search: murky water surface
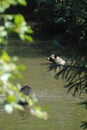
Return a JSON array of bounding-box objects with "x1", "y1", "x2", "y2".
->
[{"x1": 0, "y1": 46, "x2": 87, "y2": 130}]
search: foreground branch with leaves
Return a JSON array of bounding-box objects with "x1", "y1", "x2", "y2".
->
[{"x1": 0, "y1": 0, "x2": 48, "y2": 120}]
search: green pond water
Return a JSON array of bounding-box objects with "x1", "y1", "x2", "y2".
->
[{"x1": 0, "y1": 46, "x2": 87, "y2": 130}]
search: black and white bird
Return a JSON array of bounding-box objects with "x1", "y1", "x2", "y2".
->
[{"x1": 47, "y1": 54, "x2": 66, "y2": 66}]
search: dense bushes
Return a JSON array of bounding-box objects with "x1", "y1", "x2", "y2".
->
[{"x1": 34, "y1": 0, "x2": 87, "y2": 47}]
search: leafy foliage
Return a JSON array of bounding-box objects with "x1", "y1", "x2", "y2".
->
[
  {"x1": 34, "y1": 0, "x2": 87, "y2": 47},
  {"x1": 0, "y1": 0, "x2": 48, "y2": 120},
  {"x1": 0, "y1": 0, "x2": 26, "y2": 13}
]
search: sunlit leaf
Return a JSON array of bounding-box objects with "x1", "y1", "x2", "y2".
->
[
  {"x1": 1, "y1": 51, "x2": 11, "y2": 62},
  {"x1": 9, "y1": 63, "x2": 17, "y2": 71},
  {"x1": 7, "y1": 0, "x2": 17, "y2": 5},
  {"x1": 7, "y1": 95, "x2": 16, "y2": 102},
  {"x1": 24, "y1": 35, "x2": 33, "y2": 42},
  {"x1": 0, "y1": 1, "x2": 9, "y2": 13},
  {"x1": 18, "y1": 65, "x2": 26, "y2": 71},
  {"x1": 14, "y1": 14, "x2": 25, "y2": 25},
  {"x1": 28, "y1": 27, "x2": 33, "y2": 34},
  {"x1": 5, "y1": 104, "x2": 13, "y2": 113},
  {"x1": 12, "y1": 102, "x2": 24, "y2": 111},
  {"x1": 30, "y1": 108, "x2": 48, "y2": 120},
  {"x1": 18, "y1": 0, "x2": 26, "y2": 6},
  {"x1": 0, "y1": 74, "x2": 11, "y2": 82},
  {"x1": 5, "y1": 21, "x2": 13, "y2": 28}
]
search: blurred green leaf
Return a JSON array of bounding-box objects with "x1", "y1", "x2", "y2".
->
[
  {"x1": 24, "y1": 35, "x2": 33, "y2": 42},
  {"x1": 18, "y1": 0, "x2": 26, "y2": 6},
  {"x1": 1, "y1": 51, "x2": 11, "y2": 62},
  {"x1": 12, "y1": 102, "x2": 24, "y2": 111},
  {"x1": 14, "y1": 14, "x2": 25, "y2": 26},
  {"x1": 7, "y1": 95, "x2": 16, "y2": 102},
  {"x1": 18, "y1": 65, "x2": 26, "y2": 71}
]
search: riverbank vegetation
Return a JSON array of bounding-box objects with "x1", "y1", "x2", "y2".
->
[{"x1": 7, "y1": 0, "x2": 87, "y2": 54}]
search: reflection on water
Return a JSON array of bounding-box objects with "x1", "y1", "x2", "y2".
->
[{"x1": 0, "y1": 47, "x2": 87, "y2": 130}]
